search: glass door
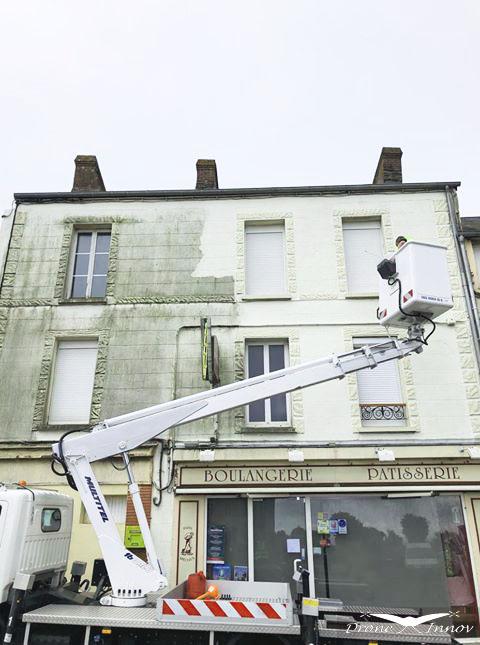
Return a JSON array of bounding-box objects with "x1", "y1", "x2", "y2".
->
[{"x1": 252, "y1": 497, "x2": 307, "y2": 593}]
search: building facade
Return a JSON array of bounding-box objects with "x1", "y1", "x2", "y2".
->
[{"x1": 1, "y1": 150, "x2": 480, "y2": 629}]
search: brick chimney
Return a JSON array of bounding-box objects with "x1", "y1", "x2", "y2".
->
[
  {"x1": 373, "y1": 147, "x2": 403, "y2": 184},
  {"x1": 72, "y1": 155, "x2": 106, "y2": 192},
  {"x1": 196, "y1": 159, "x2": 218, "y2": 190}
]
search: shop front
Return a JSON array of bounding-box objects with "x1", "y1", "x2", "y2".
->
[{"x1": 172, "y1": 457, "x2": 480, "y2": 634}]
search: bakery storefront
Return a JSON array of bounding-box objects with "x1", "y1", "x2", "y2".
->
[{"x1": 173, "y1": 456, "x2": 480, "y2": 633}]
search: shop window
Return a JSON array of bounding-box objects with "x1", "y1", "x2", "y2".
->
[
  {"x1": 309, "y1": 494, "x2": 478, "y2": 632},
  {"x1": 245, "y1": 341, "x2": 289, "y2": 425},
  {"x1": 206, "y1": 498, "x2": 248, "y2": 581},
  {"x1": 342, "y1": 220, "x2": 383, "y2": 294},
  {"x1": 68, "y1": 230, "x2": 111, "y2": 299},
  {"x1": 48, "y1": 339, "x2": 98, "y2": 425},
  {"x1": 245, "y1": 223, "x2": 286, "y2": 296},
  {"x1": 354, "y1": 337, "x2": 406, "y2": 426}
]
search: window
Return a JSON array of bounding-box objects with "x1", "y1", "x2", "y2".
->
[
  {"x1": 342, "y1": 220, "x2": 383, "y2": 294},
  {"x1": 246, "y1": 341, "x2": 289, "y2": 424},
  {"x1": 48, "y1": 340, "x2": 98, "y2": 425},
  {"x1": 41, "y1": 508, "x2": 61, "y2": 532},
  {"x1": 206, "y1": 498, "x2": 248, "y2": 580},
  {"x1": 245, "y1": 223, "x2": 286, "y2": 296},
  {"x1": 81, "y1": 495, "x2": 126, "y2": 524},
  {"x1": 354, "y1": 337, "x2": 406, "y2": 426},
  {"x1": 309, "y1": 494, "x2": 477, "y2": 622},
  {"x1": 472, "y1": 242, "x2": 480, "y2": 285},
  {"x1": 69, "y1": 230, "x2": 111, "y2": 298},
  {"x1": 204, "y1": 493, "x2": 479, "y2": 627}
]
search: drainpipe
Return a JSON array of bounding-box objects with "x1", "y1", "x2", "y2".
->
[{"x1": 445, "y1": 186, "x2": 480, "y2": 372}]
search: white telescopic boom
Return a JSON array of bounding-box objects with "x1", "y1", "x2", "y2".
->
[{"x1": 54, "y1": 336, "x2": 423, "y2": 464}]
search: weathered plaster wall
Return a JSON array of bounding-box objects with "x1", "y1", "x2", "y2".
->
[{"x1": 0, "y1": 190, "x2": 477, "y2": 445}]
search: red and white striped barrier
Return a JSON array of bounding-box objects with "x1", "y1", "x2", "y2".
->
[{"x1": 160, "y1": 598, "x2": 290, "y2": 625}]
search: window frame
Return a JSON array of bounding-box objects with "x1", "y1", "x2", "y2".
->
[
  {"x1": 66, "y1": 228, "x2": 112, "y2": 300},
  {"x1": 353, "y1": 336, "x2": 407, "y2": 427},
  {"x1": 245, "y1": 339, "x2": 290, "y2": 426},
  {"x1": 244, "y1": 222, "x2": 288, "y2": 298},
  {"x1": 41, "y1": 507, "x2": 62, "y2": 533},
  {"x1": 81, "y1": 495, "x2": 127, "y2": 524},
  {"x1": 47, "y1": 337, "x2": 99, "y2": 426},
  {"x1": 342, "y1": 218, "x2": 384, "y2": 296}
]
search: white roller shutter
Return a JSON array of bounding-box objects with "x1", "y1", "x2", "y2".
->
[
  {"x1": 473, "y1": 243, "x2": 480, "y2": 277},
  {"x1": 245, "y1": 224, "x2": 286, "y2": 295},
  {"x1": 343, "y1": 220, "x2": 383, "y2": 293},
  {"x1": 48, "y1": 340, "x2": 98, "y2": 425},
  {"x1": 354, "y1": 338, "x2": 403, "y2": 404},
  {"x1": 82, "y1": 495, "x2": 126, "y2": 524}
]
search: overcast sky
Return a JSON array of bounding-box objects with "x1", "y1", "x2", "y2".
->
[{"x1": 0, "y1": 1, "x2": 478, "y2": 215}]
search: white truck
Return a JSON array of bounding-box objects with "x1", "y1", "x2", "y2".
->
[{"x1": 0, "y1": 242, "x2": 458, "y2": 645}]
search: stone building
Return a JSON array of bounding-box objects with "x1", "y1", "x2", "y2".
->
[{"x1": 1, "y1": 149, "x2": 480, "y2": 626}]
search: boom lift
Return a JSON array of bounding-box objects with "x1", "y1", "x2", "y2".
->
[{"x1": 50, "y1": 240, "x2": 452, "y2": 609}]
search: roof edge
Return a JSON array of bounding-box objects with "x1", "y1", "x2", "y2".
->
[{"x1": 14, "y1": 181, "x2": 461, "y2": 204}]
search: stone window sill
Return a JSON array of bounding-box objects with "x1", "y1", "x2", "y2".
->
[
  {"x1": 356, "y1": 426, "x2": 418, "y2": 433},
  {"x1": 242, "y1": 294, "x2": 292, "y2": 301},
  {"x1": 345, "y1": 293, "x2": 378, "y2": 299},
  {"x1": 59, "y1": 298, "x2": 107, "y2": 305},
  {"x1": 240, "y1": 425, "x2": 296, "y2": 434},
  {"x1": 31, "y1": 425, "x2": 90, "y2": 442}
]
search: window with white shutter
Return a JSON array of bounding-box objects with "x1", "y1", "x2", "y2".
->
[
  {"x1": 48, "y1": 340, "x2": 98, "y2": 425},
  {"x1": 81, "y1": 495, "x2": 126, "y2": 524},
  {"x1": 354, "y1": 337, "x2": 406, "y2": 427},
  {"x1": 473, "y1": 243, "x2": 480, "y2": 278},
  {"x1": 245, "y1": 340, "x2": 289, "y2": 425},
  {"x1": 245, "y1": 223, "x2": 286, "y2": 296},
  {"x1": 342, "y1": 220, "x2": 383, "y2": 294}
]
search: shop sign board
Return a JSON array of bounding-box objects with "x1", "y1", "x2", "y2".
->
[{"x1": 178, "y1": 463, "x2": 479, "y2": 490}]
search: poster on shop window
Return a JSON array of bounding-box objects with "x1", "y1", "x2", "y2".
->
[{"x1": 207, "y1": 525, "x2": 225, "y2": 563}]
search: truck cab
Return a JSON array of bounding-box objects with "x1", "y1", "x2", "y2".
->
[{"x1": 0, "y1": 485, "x2": 73, "y2": 630}]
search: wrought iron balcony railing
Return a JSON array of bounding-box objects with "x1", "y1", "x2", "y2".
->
[{"x1": 360, "y1": 403, "x2": 406, "y2": 422}]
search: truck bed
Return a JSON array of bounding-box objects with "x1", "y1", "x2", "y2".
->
[{"x1": 22, "y1": 603, "x2": 301, "y2": 635}]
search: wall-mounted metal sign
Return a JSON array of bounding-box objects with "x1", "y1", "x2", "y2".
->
[{"x1": 200, "y1": 317, "x2": 220, "y2": 386}]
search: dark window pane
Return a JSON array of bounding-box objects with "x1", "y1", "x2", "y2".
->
[
  {"x1": 248, "y1": 345, "x2": 264, "y2": 377},
  {"x1": 207, "y1": 498, "x2": 248, "y2": 580},
  {"x1": 95, "y1": 233, "x2": 111, "y2": 253},
  {"x1": 269, "y1": 345, "x2": 285, "y2": 372},
  {"x1": 71, "y1": 276, "x2": 87, "y2": 297},
  {"x1": 253, "y1": 497, "x2": 306, "y2": 596},
  {"x1": 91, "y1": 275, "x2": 107, "y2": 297},
  {"x1": 93, "y1": 253, "x2": 109, "y2": 275},
  {"x1": 76, "y1": 233, "x2": 92, "y2": 253},
  {"x1": 248, "y1": 346, "x2": 265, "y2": 422},
  {"x1": 270, "y1": 393, "x2": 287, "y2": 422},
  {"x1": 249, "y1": 399, "x2": 266, "y2": 422},
  {"x1": 73, "y1": 253, "x2": 90, "y2": 275}
]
